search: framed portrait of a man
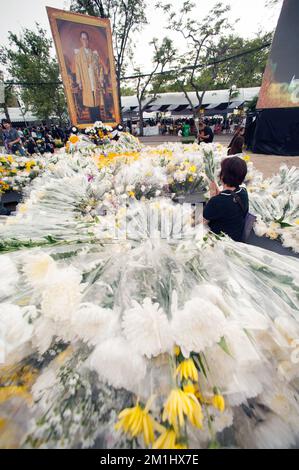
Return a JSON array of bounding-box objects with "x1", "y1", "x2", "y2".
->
[{"x1": 47, "y1": 7, "x2": 120, "y2": 128}]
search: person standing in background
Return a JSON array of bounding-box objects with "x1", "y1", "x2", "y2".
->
[{"x1": 227, "y1": 127, "x2": 245, "y2": 155}]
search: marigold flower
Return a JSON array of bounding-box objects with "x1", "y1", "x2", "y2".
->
[{"x1": 69, "y1": 135, "x2": 79, "y2": 144}]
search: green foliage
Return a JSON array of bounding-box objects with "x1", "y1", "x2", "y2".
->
[
  {"x1": 0, "y1": 24, "x2": 67, "y2": 123},
  {"x1": 155, "y1": 1, "x2": 234, "y2": 114},
  {"x1": 120, "y1": 86, "x2": 135, "y2": 97},
  {"x1": 155, "y1": 2, "x2": 273, "y2": 113},
  {"x1": 210, "y1": 32, "x2": 273, "y2": 89}
]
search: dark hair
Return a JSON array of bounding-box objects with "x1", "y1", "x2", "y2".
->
[
  {"x1": 220, "y1": 157, "x2": 247, "y2": 187},
  {"x1": 80, "y1": 31, "x2": 89, "y2": 40},
  {"x1": 1, "y1": 119, "x2": 10, "y2": 125}
]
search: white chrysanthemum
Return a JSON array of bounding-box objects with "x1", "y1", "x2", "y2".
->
[
  {"x1": 32, "y1": 316, "x2": 56, "y2": 354},
  {"x1": 122, "y1": 298, "x2": 173, "y2": 358},
  {"x1": 88, "y1": 336, "x2": 146, "y2": 392},
  {"x1": 71, "y1": 303, "x2": 118, "y2": 345},
  {"x1": 23, "y1": 253, "x2": 57, "y2": 288},
  {"x1": 41, "y1": 267, "x2": 82, "y2": 323},
  {"x1": 254, "y1": 217, "x2": 268, "y2": 237},
  {"x1": 0, "y1": 255, "x2": 19, "y2": 299},
  {"x1": 0, "y1": 303, "x2": 34, "y2": 363},
  {"x1": 171, "y1": 297, "x2": 226, "y2": 356}
]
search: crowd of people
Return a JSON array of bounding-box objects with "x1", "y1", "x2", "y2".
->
[
  {"x1": 0, "y1": 119, "x2": 70, "y2": 156},
  {"x1": 126, "y1": 116, "x2": 244, "y2": 137},
  {"x1": 0, "y1": 115, "x2": 246, "y2": 157}
]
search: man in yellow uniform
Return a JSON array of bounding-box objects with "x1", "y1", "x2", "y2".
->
[{"x1": 75, "y1": 31, "x2": 106, "y2": 122}]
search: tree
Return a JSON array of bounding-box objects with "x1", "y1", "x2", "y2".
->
[
  {"x1": 205, "y1": 32, "x2": 273, "y2": 89},
  {"x1": 0, "y1": 24, "x2": 67, "y2": 124},
  {"x1": 156, "y1": 1, "x2": 234, "y2": 129},
  {"x1": 70, "y1": 0, "x2": 147, "y2": 120},
  {"x1": 133, "y1": 37, "x2": 176, "y2": 136},
  {"x1": 120, "y1": 85, "x2": 135, "y2": 96}
]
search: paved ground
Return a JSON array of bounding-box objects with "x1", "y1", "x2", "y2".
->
[{"x1": 139, "y1": 135, "x2": 299, "y2": 178}]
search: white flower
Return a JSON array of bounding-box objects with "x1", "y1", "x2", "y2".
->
[
  {"x1": 88, "y1": 336, "x2": 146, "y2": 393},
  {"x1": 0, "y1": 304, "x2": 34, "y2": 363},
  {"x1": 122, "y1": 298, "x2": 173, "y2": 358},
  {"x1": 71, "y1": 303, "x2": 118, "y2": 345},
  {"x1": 171, "y1": 297, "x2": 226, "y2": 356},
  {"x1": 0, "y1": 255, "x2": 19, "y2": 300},
  {"x1": 23, "y1": 253, "x2": 57, "y2": 288},
  {"x1": 41, "y1": 267, "x2": 82, "y2": 323},
  {"x1": 254, "y1": 218, "x2": 268, "y2": 237}
]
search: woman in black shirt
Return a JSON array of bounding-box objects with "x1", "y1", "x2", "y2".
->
[{"x1": 203, "y1": 157, "x2": 249, "y2": 242}]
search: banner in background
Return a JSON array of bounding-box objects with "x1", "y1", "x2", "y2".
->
[
  {"x1": 47, "y1": 7, "x2": 120, "y2": 128},
  {"x1": 257, "y1": 0, "x2": 299, "y2": 109}
]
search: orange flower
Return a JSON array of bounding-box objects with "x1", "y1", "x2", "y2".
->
[{"x1": 69, "y1": 135, "x2": 79, "y2": 144}]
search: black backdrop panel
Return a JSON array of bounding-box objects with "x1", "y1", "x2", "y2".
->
[{"x1": 252, "y1": 108, "x2": 299, "y2": 156}]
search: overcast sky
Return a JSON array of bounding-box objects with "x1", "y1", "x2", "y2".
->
[{"x1": 0, "y1": 0, "x2": 282, "y2": 75}]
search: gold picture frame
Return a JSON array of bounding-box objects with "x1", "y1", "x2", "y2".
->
[{"x1": 47, "y1": 7, "x2": 120, "y2": 128}]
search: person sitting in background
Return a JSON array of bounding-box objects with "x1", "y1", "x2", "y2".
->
[
  {"x1": 198, "y1": 121, "x2": 214, "y2": 144},
  {"x1": 227, "y1": 126, "x2": 245, "y2": 155},
  {"x1": 203, "y1": 157, "x2": 249, "y2": 242},
  {"x1": 2, "y1": 119, "x2": 26, "y2": 156}
]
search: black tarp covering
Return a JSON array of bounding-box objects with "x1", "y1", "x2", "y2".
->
[{"x1": 252, "y1": 108, "x2": 299, "y2": 156}]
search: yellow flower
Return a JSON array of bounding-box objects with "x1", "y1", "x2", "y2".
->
[
  {"x1": 69, "y1": 135, "x2": 79, "y2": 144},
  {"x1": 176, "y1": 358, "x2": 198, "y2": 382},
  {"x1": 162, "y1": 389, "x2": 203, "y2": 430},
  {"x1": 0, "y1": 386, "x2": 32, "y2": 404},
  {"x1": 128, "y1": 191, "x2": 135, "y2": 198},
  {"x1": 212, "y1": 394, "x2": 225, "y2": 413},
  {"x1": 189, "y1": 165, "x2": 197, "y2": 173},
  {"x1": 183, "y1": 382, "x2": 196, "y2": 395},
  {"x1": 115, "y1": 401, "x2": 156, "y2": 446},
  {"x1": 295, "y1": 220, "x2": 299, "y2": 226},
  {"x1": 174, "y1": 345, "x2": 181, "y2": 357},
  {"x1": 188, "y1": 176, "x2": 194, "y2": 183},
  {"x1": 153, "y1": 428, "x2": 187, "y2": 449},
  {"x1": 243, "y1": 155, "x2": 251, "y2": 162}
]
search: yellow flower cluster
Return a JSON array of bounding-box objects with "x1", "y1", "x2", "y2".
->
[
  {"x1": 96, "y1": 151, "x2": 140, "y2": 169},
  {"x1": 25, "y1": 160, "x2": 36, "y2": 172}
]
